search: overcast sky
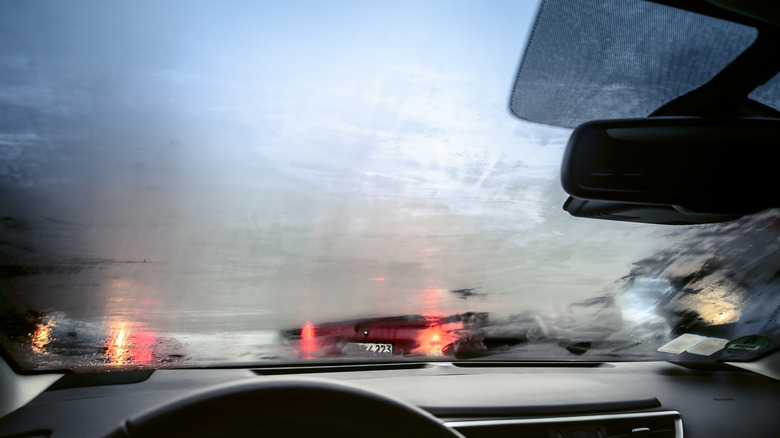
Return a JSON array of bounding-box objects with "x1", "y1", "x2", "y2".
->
[{"x1": 0, "y1": 1, "x2": 682, "y2": 332}]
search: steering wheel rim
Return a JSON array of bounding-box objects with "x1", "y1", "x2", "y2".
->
[{"x1": 106, "y1": 376, "x2": 465, "y2": 438}]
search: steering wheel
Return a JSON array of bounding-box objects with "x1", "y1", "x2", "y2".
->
[{"x1": 105, "y1": 376, "x2": 465, "y2": 438}]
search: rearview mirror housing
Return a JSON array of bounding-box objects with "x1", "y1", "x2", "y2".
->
[{"x1": 561, "y1": 117, "x2": 780, "y2": 224}]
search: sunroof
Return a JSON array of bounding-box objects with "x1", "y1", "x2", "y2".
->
[{"x1": 510, "y1": 0, "x2": 758, "y2": 128}]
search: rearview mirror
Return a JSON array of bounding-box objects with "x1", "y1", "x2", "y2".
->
[{"x1": 561, "y1": 118, "x2": 780, "y2": 224}]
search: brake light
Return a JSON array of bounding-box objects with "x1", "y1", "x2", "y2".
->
[
  {"x1": 299, "y1": 322, "x2": 318, "y2": 359},
  {"x1": 106, "y1": 323, "x2": 156, "y2": 365},
  {"x1": 301, "y1": 322, "x2": 315, "y2": 339},
  {"x1": 131, "y1": 331, "x2": 156, "y2": 364},
  {"x1": 412, "y1": 324, "x2": 457, "y2": 357}
]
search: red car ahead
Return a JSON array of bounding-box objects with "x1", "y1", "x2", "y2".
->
[{"x1": 281, "y1": 313, "x2": 487, "y2": 359}]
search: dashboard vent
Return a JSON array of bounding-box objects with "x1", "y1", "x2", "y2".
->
[
  {"x1": 446, "y1": 411, "x2": 682, "y2": 438},
  {"x1": 603, "y1": 413, "x2": 677, "y2": 437}
]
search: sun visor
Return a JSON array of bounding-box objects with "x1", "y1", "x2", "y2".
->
[
  {"x1": 510, "y1": 0, "x2": 758, "y2": 128},
  {"x1": 750, "y1": 72, "x2": 780, "y2": 112}
]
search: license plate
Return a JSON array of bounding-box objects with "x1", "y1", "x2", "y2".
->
[{"x1": 349, "y1": 342, "x2": 393, "y2": 354}]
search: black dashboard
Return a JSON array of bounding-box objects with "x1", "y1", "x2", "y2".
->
[{"x1": 1, "y1": 361, "x2": 778, "y2": 437}]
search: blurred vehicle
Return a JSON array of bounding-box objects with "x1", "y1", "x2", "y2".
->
[{"x1": 282, "y1": 313, "x2": 488, "y2": 359}]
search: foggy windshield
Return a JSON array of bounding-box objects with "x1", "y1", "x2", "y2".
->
[{"x1": 1, "y1": 1, "x2": 778, "y2": 371}]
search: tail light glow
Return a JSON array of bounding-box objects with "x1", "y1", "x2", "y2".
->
[
  {"x1": 412, "y1": 324, "x2": 458, "y2": 357},
  {"x1": 106, "y1": 323, "x2": 156, "y2": 365},
  {"x1": 299, "y1": 322, "x2": 318, "y2": 359},
  {"x1": 301, "y1": 322, "x2": 315, "y2": 340}
]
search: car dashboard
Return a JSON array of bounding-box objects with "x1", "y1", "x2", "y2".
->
[{"x1": 1, "y1": 359, "x2": 779, "y2": 437}]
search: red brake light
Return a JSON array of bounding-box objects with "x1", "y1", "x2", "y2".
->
[{"x1": 301, "y1": 322, "x2": 315, "y2": 340}]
